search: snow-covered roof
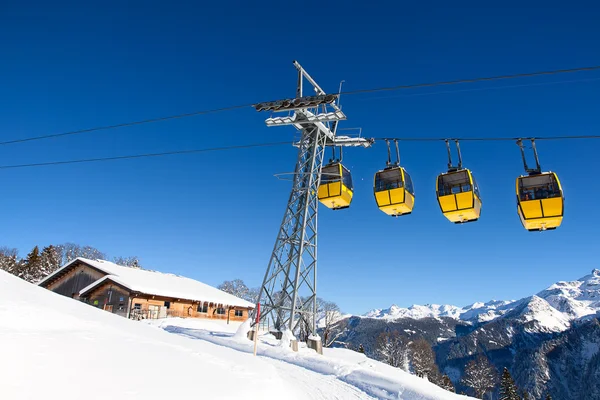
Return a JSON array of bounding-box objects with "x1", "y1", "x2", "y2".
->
[{"x1": 40, "y1": 258, "x2": 254, "y2": 309}]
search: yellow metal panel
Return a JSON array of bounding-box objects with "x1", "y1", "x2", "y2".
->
[
  {"x1": 317, "y1": 184, "x2": 329, "y2": 200},
  {"x1": 380, "y1": 204, "x2": 405, "y2": 215},
  {"x1": 329, "y1": 182, "x2": 342, "y2": 197},
  {"x1": 520, "y1": 200, "x2": 543, "y2": 219},
  {"x1": 443, "y1": 208, "x2": 479, "y2": 223},
  {"x1": 389, "y1": 188, "x2": 405, "y2": 204},
  {"x1": 376, "y1": 188, "x2": 414, "y2": 216},
  {"x1": 541, "y1": 197, "x2": 563, "y2": 217},
  {"x1": 320, "y1": 185, "x2": 353, "y2": 209},
  {"x1": 438, "y1": 195, "x2": 457, "y2": 212},
  {"x1": 521, "y1": 215, "x2": 563, "y2": 231},
  {"x1": 380, "y1": 203, "x2": 411, "y2": 216},
  {"x1": 375, "y1": 191, "x2": 390, "y2": 207},
  {"x1": 456, "y1": 192, "x2": 473, "y2": 209},
  {"x1": 439, "y1": 192, "x2": 480, "y2": 223}
]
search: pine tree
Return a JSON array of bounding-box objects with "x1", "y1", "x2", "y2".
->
[
  {"x1": 358, "y1": 344, "x2": 365, "y2": 353},
  {"x1": 545, "y1": 394, "x2": 552, "y2": 400},
  {"x1": 522, "y1": 390, "x2": 530, "y2": 400},
  {"x1": 499, "y1": 367, "x2": 520, "y2": 400},
  {"x1": 20, "y1": 246, "x2": 42, "y2": 283},
  {"x1": 40, "y1": 245, "x2": 62, "y2": 279}
]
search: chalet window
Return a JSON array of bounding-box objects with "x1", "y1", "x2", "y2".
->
[
  {"x1": 216, "y1": 307, "x2": 226, "y2": 315},
  {"x1": 119, "y1": 297, "x2": 124, "y2": 302},
  {"x1": 197, "y1": 303, "x2": 208, "y2": 313},
  {"x1": 134, "y1": 303, "x2": 142, "y2": 310},
  {"x1": 234, "y1": 310, "x2": 243, "y2": 317},
  {"x1": 164, "y1": 301, "x2": 171, "y2": 309}
]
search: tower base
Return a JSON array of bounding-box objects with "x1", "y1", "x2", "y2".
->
[{"x1": 307, "y1": 337, "x2": 323, "y2": 354}]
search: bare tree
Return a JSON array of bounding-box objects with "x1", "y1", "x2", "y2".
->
[
  {"x1": 321, "y1": 300, "x2": 344, "y2": 347},
  {"x1": 246, "y1": 287, "x2": 260, "y2": 303},
  {"x1": 410, "y1": 338, "x2": 438, "y2": 379},
  {"x1": 462, "y1": 355, "x2": 499, "y2": 399},
  {"x1": 438, "y1": 374, "x2": 455, "y2": 393},
  {"x1": 56, "y1": 243, "x2": 106, "y2": 265},
  {"x1": 0, "y1": 247, "x2": 20, "y2": 275},
  {"x1": 113, "y1": 256, "x2": 142, "y2": 269},
  {"x1": 218, "y1": 279, "x2": 256, "y2": 302},
  {"x1": 377, "y1": 331, "x2": 410, "y2": 371}
]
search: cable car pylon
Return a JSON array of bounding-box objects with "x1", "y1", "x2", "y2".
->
[{"x1": 252, "y1": 61, "x2": 372, "y2": 353}]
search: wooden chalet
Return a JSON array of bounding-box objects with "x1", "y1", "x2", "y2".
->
[{"x1": 38, "y1": 258, "x2": 254, "y2": 322}]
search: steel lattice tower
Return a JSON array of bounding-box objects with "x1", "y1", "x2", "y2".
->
[{"x1": 253, "y1": 61, "x2": 371, "y2": 341}]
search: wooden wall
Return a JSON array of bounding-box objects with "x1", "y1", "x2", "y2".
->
[
  {"x1": 128, "y1": 295, "x2": 250, "y2": 321},
  {"x1": 84, "y1": 282, "x2": 131, "y2": 318},
  {"x1": 45, "y1": 264, "x2": 106, "y2": 299}
]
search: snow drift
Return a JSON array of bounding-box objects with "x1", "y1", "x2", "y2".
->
[{"x1": 0, "y1": 270, "x2": 472, "y2": 399}]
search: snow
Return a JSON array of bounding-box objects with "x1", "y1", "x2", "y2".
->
[
  {"x1": 360, "y1": 269, "x2": 600, "y2": 333},
  {"x1": 1, "y1": 270, "x2": 473, "y2": 400},
  {"x1": 316, "y1": 310, "x2": 351, "y2": 328},
  {"x1": 512, "y1": 296, "x2": 571, "y2": 333},
  {"x1": 363, "y1": 303, "x2": 464, "y2": 320},
  {"x1": 278, "y1": 327, "x2": 297, "y2": 348},
  {"x1": 536, "y1": 268, "x2": 600, "y2": 320},
  {"x1": 233, "y1": 317, "x2": 253, "y2": 340},
  {"x1": 363, "y1": 301, "x2": 513, "y2": 323},
  {"x1": 152, "y1": 317, "x2": 473, "y2": 400},
  {"x1": 39, "y1": 257, "x2": 254, "y2": 308}
]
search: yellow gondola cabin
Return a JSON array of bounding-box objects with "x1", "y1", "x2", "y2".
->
[
  {"x1": 374, "y1": 167, "x2": 415, "y2": 216},
  {"x1": 436, "y1": 169, "x2": 482, "y2": 223},
  {"x1": 318, "y1": 162, "x2": 353, "y2": 210},
  {"x1": 516, "y1": 172, "x2": 563, "y2": 231}
]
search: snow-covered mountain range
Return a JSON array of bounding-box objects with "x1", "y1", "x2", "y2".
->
[
  {"x1": 332, "y1": 269, "x2": 600, "y2": 398},
  {"x1": 362, "y1": 269, "x2": 600, "y2": 333}
]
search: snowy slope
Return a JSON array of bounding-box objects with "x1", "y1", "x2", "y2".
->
[
  {"x1": 0, "y1": 270, "x2": 472, "y2": 400},
  {"x1": 537, "y1": 268, "x2": 600, "y2": 319},
  {"x1": 361, "y1": 269, "x2": 600, "y2": 333},
  {"x1": 504, "y1": 295, "x2": 571, "y2": 333}
]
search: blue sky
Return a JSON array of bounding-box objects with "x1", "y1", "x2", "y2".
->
[{"x1": 1, "y1": 1, "x2": 600, "y2": 314}]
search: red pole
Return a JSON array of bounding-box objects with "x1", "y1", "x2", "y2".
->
[{"x1": 253, "y1": 304, "x2": 261, "y2": 356}]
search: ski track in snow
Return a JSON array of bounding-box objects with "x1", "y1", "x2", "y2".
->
[
  {"x1": 156, "y1": 320, "x2": 470, "y2": 400},
  {"x1": 269, "y1": 358, "x2": 376, "y2": 400}
]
